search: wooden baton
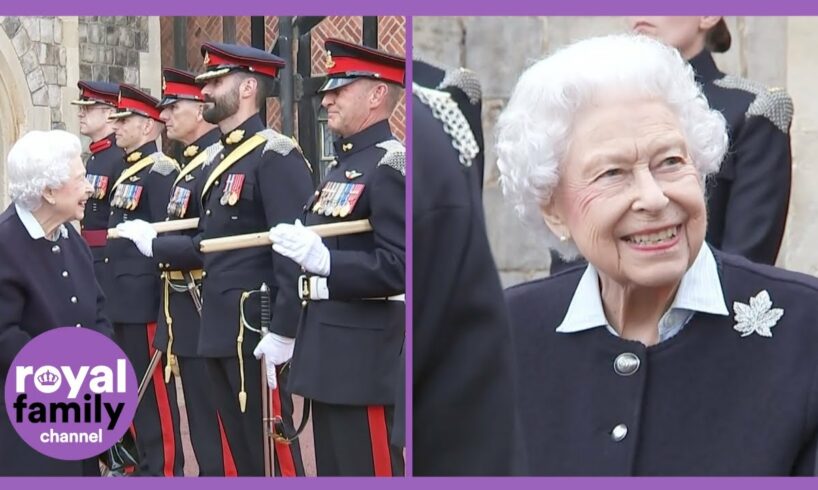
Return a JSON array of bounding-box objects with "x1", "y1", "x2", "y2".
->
[
  {"x1": 199, "y1": 219, "x2": 373, "y2": 254},
  {"x1": 107, "y1": 217, "x2": 199, "y2": 239}
]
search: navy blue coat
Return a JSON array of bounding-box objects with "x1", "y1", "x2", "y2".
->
[
  {"x1": 0, "y1": 204, "x2": 111, "y2": 475},
  {"x1": 288, "y1": 119, "x2": 405, "y2": 406},
  {"x1": 507, "y1": 249, "x2": 818, "y2": 475}
]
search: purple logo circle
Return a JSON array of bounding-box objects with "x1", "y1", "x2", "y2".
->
[{"x1": 4, "y1": 327, "x2": 137, "y2": 460}]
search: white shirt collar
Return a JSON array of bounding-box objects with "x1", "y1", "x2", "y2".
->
[
  {"x1": 556, "y1": 244, "x2": 729, "y2": 336},
  {"x1": 15, "y1": 203, "x2": 68, "y2": 241}
]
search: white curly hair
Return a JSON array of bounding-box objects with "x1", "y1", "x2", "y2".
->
[
  {"x1": 495, "y1": 34, "x2": 728, "y2": 260},
  {"x1": 7, "y1": 130, "x2": 82, "y2": 212}
]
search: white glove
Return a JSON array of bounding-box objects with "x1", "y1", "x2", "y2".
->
[
  {"x1": 253, "y1": 332, "x2": 295, "y2": 390},
  {"x1": 253, "y1": 332, "x2": 295, "y2": 365},
  {"x1": 269, "y1": 219, "x2": 330, "y2": 276},
  {"x1": 116, "y1": 219, "x2": 157, "y2": 258}
]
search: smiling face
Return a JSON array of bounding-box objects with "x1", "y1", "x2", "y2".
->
[
  {"x1": 45, "y1": 155, "x2": 93, "y2": 223},
  {"x1": 543, "y1": 96, "x2": 707, "y2": 288},
  {"x1": 321, "y1": 79, "x2": 381, "y2": 138}
]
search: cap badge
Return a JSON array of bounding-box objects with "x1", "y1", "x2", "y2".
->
[{"x1": 324, "y1": 50, "x2": 335, "y2": 69}]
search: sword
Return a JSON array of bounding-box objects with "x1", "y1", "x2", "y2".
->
[
  {"x1": 183, "y1": 271, "x2": 203, "y2": 315},
  {"x1": 137, "y1": 349, "x2": 163, "y2": 405}
]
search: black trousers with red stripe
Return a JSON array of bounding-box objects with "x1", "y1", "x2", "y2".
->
[
  {"x1": 311, "y1": 401, "x2": 404, "y2": 476},
  {"x1": 113, "y1": 323, "x2": 185, "y2": 476},
  {"x1": 206, "y1": 356, "x2": 304, "y2": 476},
  {"x1": 177, "y1": 356, "x2": 228, "y2": 476}
]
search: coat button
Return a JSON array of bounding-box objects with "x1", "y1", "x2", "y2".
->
[
  {"x1": 75, "y1": 323, "x2": 82, "y2": 328},
  {"x1": 611, "y1": 424, "x2": 628, "y2": 442},
  {"x1": 205, "y1": 209, "x2": 211, "y2": 215},
  {"x1": 104, "y1": 258, "x2": 109, "y2": 263},
  {"x1": 70, "y1": 296, "x2": 78, "y2": 304},
  {"x1": 62, "y1": 271, "x2": 69, "y2": 278},
  {"x1": 202, "y1": 271, "x2": 207, "y2": 277},
  {"x1": 51, "y1": 245, "x2": 61, "y2": 254},
  {"x1": 614, "y1": 353, "x2": 640, "y2": 376},
  {"x1": 215, "y1": 180, "x2": 220, "y2": 186}
]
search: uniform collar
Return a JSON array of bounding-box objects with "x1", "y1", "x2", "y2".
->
[
  {"x1": 183, "y1": 127, "x2": 222, "y2": 162},
  {"x1": 14, "y1": 203, "x2": 68, "y2": 241},
  {"x1": 556, "y1": 243, "x2": 729, "y2": 335},
  {"x1": 333, "y1": 119, "x2": 392, "y2": 158},
  {"x1": 89, "y1": 133, "x2": 116, "y2": 154},
  {"x1": 125, "y1": 141, "x2": 158, "y2": 164},
  {"x1": 221, "y1": 114, "x2": 264, "y2": 149},
  {"x1": 688, "y1": 49, "x2": 723, "y2": 84}
]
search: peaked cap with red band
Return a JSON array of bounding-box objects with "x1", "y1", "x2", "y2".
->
[
  {"x1": 195, "y1": 42, "x2": 285, "y2": 83},
  {"x1": 109, "y1": 84, "x2": 162, "y2": 122},
  {"x1": 159, "y1": 68, "x2": 205, "y2": 108},
  {"x1": 71, "y1": 81, "x2": 120, "y2": 107},
  {"x1": 318, "y1": 38, "x2": 405, "y2": 93}
]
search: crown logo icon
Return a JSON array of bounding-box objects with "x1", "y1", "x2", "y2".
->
[{"x1": 37, "y1": 369, "x2": 60, "y2": 386}]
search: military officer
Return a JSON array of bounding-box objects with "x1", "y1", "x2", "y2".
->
[
  {"x1": 104, "y1": 84, "x2": 184, "y2": 476},
  {"x1": 190, "y1": 42, "x2": 312, "y2": 476},
  {"x1": 267, "y1": 39, "x2": 405, "y2": 476},
  {"x1": 116, "y1": 68, "x2": 226, "y2": 475},
  {"x1": 71, "y1": 81, "x2": 126, "y2": 283},
  {"x1": 412, "y1": 72, "x2": 522, "y2": 475},
  {"x1": 412, "y1": 59, "x2": 485, "y2": 192}
]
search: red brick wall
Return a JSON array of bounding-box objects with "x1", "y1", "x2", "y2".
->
[{"x1": 159, "y1": 16, "x2": 405, "y2": 141}]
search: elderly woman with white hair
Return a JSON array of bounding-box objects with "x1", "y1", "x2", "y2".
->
[
  {"x1": 0, "y1": 130, "x2": 111, "y2": 476},
  {"x1": 498, "y1": 34, "x2": 818, "y2": 476}
]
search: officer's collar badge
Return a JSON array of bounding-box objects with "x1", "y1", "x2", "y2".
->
[{"x1": 225, "y1": 129, "x2": 245, "y2": 145}]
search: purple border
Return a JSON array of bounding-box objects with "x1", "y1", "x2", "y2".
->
[
  {"x1": 2, "y1": 2, "x2": 818, "y2": 489},
  {"x1": 0, "y1": 0, "x2": 816, "y2": 15},
  {"x1": 404, "y1": 14, "x2": 415, "y2": 479}
]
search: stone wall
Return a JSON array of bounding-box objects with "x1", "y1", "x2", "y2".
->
[{"x1": 414, "y1": 16, "x2": 818, "y2": 282}]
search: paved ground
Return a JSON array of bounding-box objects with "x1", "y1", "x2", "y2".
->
[{"x1": 175, "y1": 377, "x2": 317, "y2": 476}]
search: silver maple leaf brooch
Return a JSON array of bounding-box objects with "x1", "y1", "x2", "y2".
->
[{"x1": 733, "y1": 290, "x2": 784, "y2": 338}]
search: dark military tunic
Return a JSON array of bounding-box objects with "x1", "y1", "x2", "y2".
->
[
  {"x1": 80, "y1": 132, "x2": 125, "y2": 284},
  {"x1": 184, "y1": 114, "x2": 312, "y2": 476},
  {"x1": 102, "y1": 140, "x2": 184, "y2": 476},
  {"x1": 287, "y1": 119, "x2": 405, "y2": 476},
  {"x1": 691, "y1": 50, "x2": 793, "y2": 265},
  {"x1": 507, "y1": 248, "x2": 818, "y2": 475},
  {"x1": 194, "y1": 115, "x2": 313, "y2": 357},
  {"x1": 152, "y1": 128, "x2": 221, "y2": 357},
  {"x1": 102, "y1": 141, "x2": 179, "y2": 324},
  {"x1": 0, "y1": 204, "x2": 111, "y2": 476},
  {"x1": 149, "y1": 128, "x2": 230, "y2": 476},
  {"x1": 412, "y1": 85, "x2": 521, "y2": 475}
]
